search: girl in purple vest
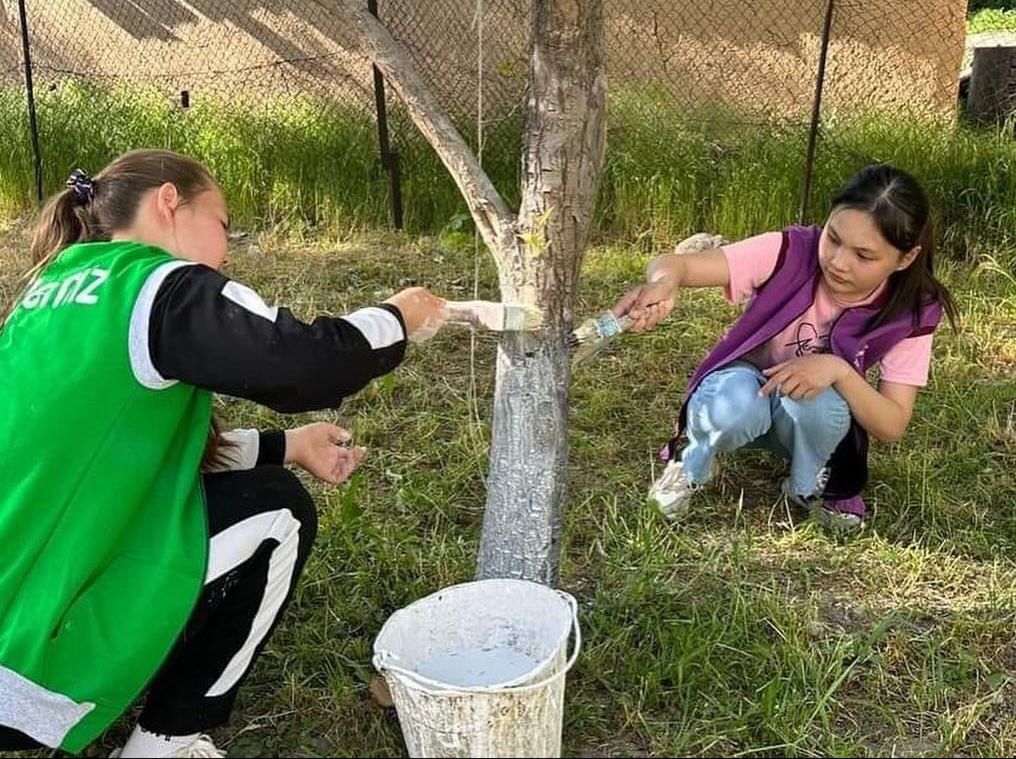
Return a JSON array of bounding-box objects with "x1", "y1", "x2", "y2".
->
[{"x1": 613, "y1": 164, "x2": 958, "y2": 531}]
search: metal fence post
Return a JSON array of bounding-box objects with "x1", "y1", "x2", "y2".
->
[
  {"x1": 367, "y1": 0, "x2": 404, "y2": 230},
  {"x1": 17, "y1": 0, "x2": 44, "y2": 205},
  {"x1": 799, "y1": 0, "x2": 835, "y2": 223}
]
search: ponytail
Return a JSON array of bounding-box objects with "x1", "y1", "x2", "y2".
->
[
  {"x1": 30, "y1": 184, "x2": 95, "y2": 267},
  {"x1": 3, "y1": 150, "x2": 216, "y2": 326}
]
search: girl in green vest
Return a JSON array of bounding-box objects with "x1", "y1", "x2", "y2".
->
[{"x1": 0, "y1": 149, "x2": 446, "y2": 757}]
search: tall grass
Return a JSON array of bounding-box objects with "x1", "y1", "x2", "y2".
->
[
  {"x1": 603, "y1": 91, "x2": 1016, "y2": 260},
  {"x1": 968, "y1": 8, "x2": 1016, "y2": 33},
  {"x1": 0, "y1": 80, "x2": 519, "y2": 234},
  {"x1": 2, "y1": 80, "x2": 1015, "y2": 261}
]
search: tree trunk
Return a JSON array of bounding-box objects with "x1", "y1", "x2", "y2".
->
[
  {"x1": 328, "y1": 0, "x2": 606, "y2": 586},
  {"x1": 476, "y1": 0, "x2": 607, "y2": 585}
]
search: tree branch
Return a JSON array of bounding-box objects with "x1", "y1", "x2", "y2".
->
[{"x1": 324, "y1": 0, "x2": 518, "y2": 261}]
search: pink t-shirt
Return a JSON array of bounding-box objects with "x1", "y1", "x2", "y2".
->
[{"x1": 721, "y1": 232, "x2": 934, "y2": 386}]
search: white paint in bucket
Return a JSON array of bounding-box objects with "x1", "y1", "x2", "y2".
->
[
  {"x1": 414, "y1": 646, "x2": 540, "y2": 688},
  {"x1": 373, "y1": 579, "x2": 581, "y2": 758}
]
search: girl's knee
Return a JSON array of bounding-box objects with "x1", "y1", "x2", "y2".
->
[
  {"x1": 781, "y1": 388, "x2": 850, "y2": 436},
  {"x1": 258, "y1": 466, "x2": 318, "y2": 547},
  {"x1": 692, "y1": 372, "x2": 769, "y2": 435}
]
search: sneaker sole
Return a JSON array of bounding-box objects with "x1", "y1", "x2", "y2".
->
[
  {"x1": 808, "y1": 502, "x2": 864, "y2": 533},
  {"x1": 649, "y1": 491, "x2": 691, "y2": 521}
]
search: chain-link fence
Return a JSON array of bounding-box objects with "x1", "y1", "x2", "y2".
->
[{"x1": 1, "y1": 0, "x2": 969, "y2": 230}]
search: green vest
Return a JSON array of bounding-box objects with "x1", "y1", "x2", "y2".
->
[{"x1": 0, "y1": 241, "x2": 211, "y2": 751}]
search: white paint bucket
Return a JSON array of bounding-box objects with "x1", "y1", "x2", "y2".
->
[{"x1": 372, "y1": 579, "x2": 581, "y2": 757}]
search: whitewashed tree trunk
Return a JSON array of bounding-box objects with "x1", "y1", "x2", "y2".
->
[
  {"x1": 477, "y1": 1, "x2": 606, "y2": 584},
  {"x1": 330, "y1": 0, "x2": 606, "y2": 586}
]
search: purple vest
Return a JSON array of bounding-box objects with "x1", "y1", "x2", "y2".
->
[{"x1": 667, "y1": 225, "x2": 941, "y2": 498}]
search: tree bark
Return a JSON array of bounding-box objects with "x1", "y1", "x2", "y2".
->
[
  {"x1": 329, "y1": 0, "x2": 606, "y2": 586},
  {"x1": 476, "y1": 0, "x2": 607, "y2": 585},
  {"x1": 328, "y1": 0, "x2": 518, "y2": 274}
]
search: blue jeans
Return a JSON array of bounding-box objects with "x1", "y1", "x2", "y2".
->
[{"x1": 681, "y1": 361, "x2": 851, "y2": 496}]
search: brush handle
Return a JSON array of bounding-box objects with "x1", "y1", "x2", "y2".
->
[
  {"x1": 443, "y1": 300, "x2": 497, "y2": 329},
  {"x1": 444, "y1": 301, "x2": 479, "y2": 326},
  {"x1": 601, "y1": 311, "x2": 634, "y2": 337},
  {"x1": 575, "y1": 311, "x2": 632, "y2": 341},
  {"x1": 570, "y1": 311, "x2": 634, "y2": 366}
]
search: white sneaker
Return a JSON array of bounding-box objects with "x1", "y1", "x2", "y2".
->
[
  {"x1": 111, "y1": 735, "x2": 225, "y2": 759},
  {"x1": 648, "y1": 459, "x2": 715, "y2": 520},
  {"x1": 172, "y1": 736, "x2": 225, "y2": 758}
]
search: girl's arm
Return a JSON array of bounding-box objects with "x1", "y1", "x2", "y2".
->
[
  {"x1": 614, "y1": 247, "x2": 731, "y2": 333},
  {"x1": 833, "y1": 373, "x2": 919, "y2": 443},
  {"x1": 206, "y1": 424, "x2": 365, "y2": 485},
  {"x1": 760, "y1": 354, "x2": 919, "y2": 443},
  {"x1": 648, "y1": 248, "x2": 732, "y2": 289},
  {"x1": 143, "y1": 264, "x2": 415, "y2": 413}
]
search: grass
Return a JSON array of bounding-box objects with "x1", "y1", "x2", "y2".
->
[
  {"x1": 0, "y1": 80, "x2": 519, "y2": 234},
  {"x1": 1, "y1": 212, "x2": 1014, "y2": 756},
  {"x1": 968, "y1": 8, "x2": 1016, "y2": 34},
  {"x1": 4, "y1": 81, "x2": 1016, "y2": 260},
  {"x1": 604, "y1": 92, "x2": 1016, "y2": 261},
  {"x1": 2, "y1": 82, "x2": 1015, "y2": 757}
]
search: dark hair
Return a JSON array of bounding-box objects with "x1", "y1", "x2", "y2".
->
[
  {"x1": 29, "y1": 148, "x2": 217, "y2": 268},
  {"x1": 4, "y1": 150, "x2": 217, "y2": 325},
  {"x1": 830, "y1": 164, "x2": 958, "y2": 330}
]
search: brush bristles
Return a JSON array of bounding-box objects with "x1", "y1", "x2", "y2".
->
[
  {"x1": 569, "y1": 321, "x2": 599, "y2": 346},
  {"x1": 502, "y1": 303, "x2": 544, "y2": 331}
]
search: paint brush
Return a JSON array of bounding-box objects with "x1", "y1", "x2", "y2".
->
[
  {"x1": 569, "y1": 310, "x2": 634, "y2": 366},
  {"x1": 444, "y1": 300, "x2": 544, "y2": 332}
]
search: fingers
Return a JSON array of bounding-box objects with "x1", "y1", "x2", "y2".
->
[
  {"x1": 325, "y1": 424, "x2": 352, "y2": 445},
  {"x1": 386, "y1": 287, "x2": 447, "y2": 342},
  {"x1": 629, "y1": 285, "x2": 675, "y2": 332},
  {"x1": 330, "y1": 445, "x2": 366, "y2": 485},
  {"x1": 760, "y1": 361, "x2": 795, "y2": 396},
  {"x1": 629, "y1": 302, "x2": 669, "y2": 333},
  {"x1": 762, "y1": 361, "x2": 789, "y2": 377},
  {"x1": 612, "y1": 286, "x2": 643, "y2": 318},
  {"x1": 325, "y1": 453, "x2": 351, "y2": 486},
  {"x1": 781, "y1": 376, "x2": 806, "y2": 399},
  {"x1": 294, "y1": 423, "x2": 366, "y2": 485},
  {"x1": 760, "y1": 371, "x2": 816, "y2": 400},
  {"x1": 413, "y1": 289, "x2": 448, "y2": 343},
  {"x1": 633, "y1": 285, "x2": 668, "y2": 314},
  {"x1": 759, "y1": 368, "x2": 789, "y2": 397},
  {"x1": 651, "y1": 301, "x2": 673, "y2": 325}
]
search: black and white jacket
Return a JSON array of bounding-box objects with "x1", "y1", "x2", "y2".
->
[{"x1": 140, "y1": 263, "x2": 406, "y2": 414}]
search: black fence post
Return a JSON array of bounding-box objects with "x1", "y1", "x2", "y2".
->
[
  {"x1": 799, "y1": 0, "x2": 835, "y2": 223},
  {"x1": 17, "y1": 0, "x2": 43, "y2": 205},
  {"x1": 367, "y1": 0, "x2": 404, "y2": 230}
]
